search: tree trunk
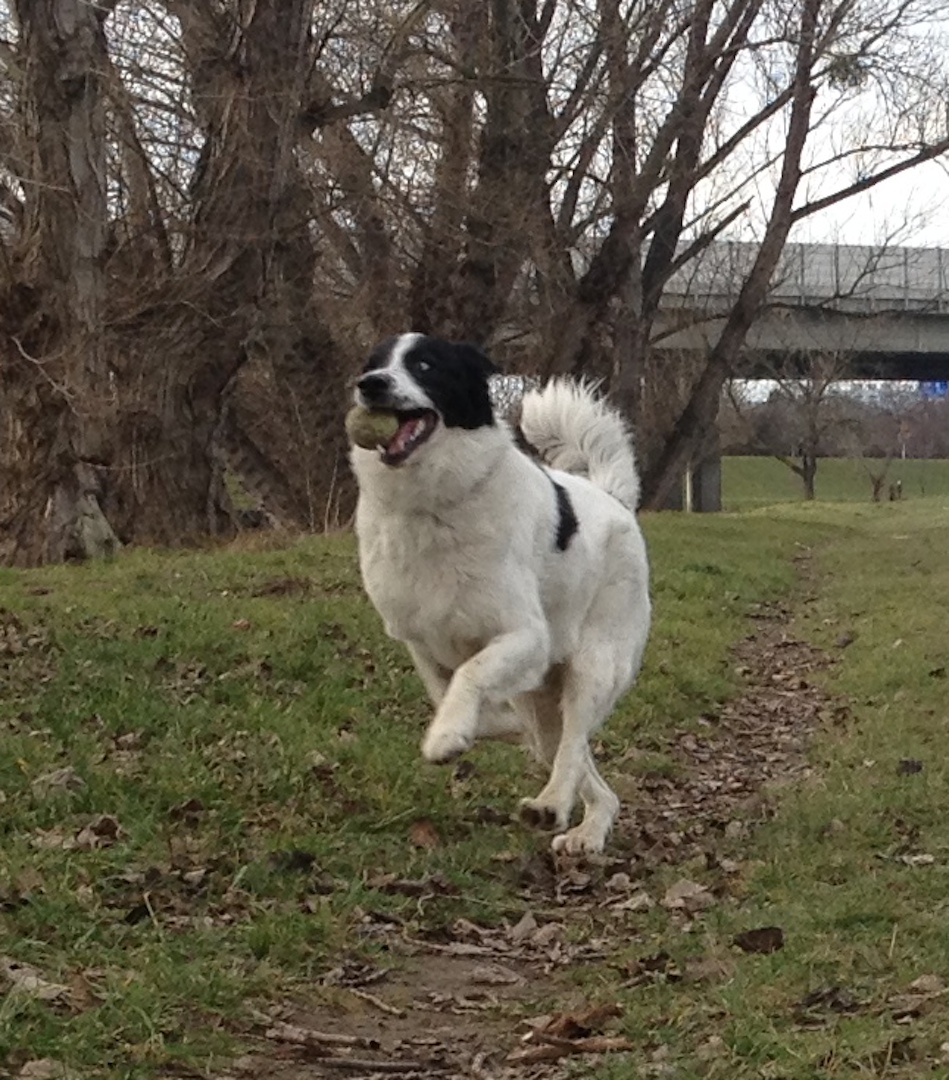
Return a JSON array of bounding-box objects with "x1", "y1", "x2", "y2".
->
[
  {"x1": 640, "y1": 0, "x2": 821, "y2": 508},
  {"x1": 1, "y1": 0, "x2": 118, "y2": 565},
  {"x1": 440, "y1": 0, "x2": 555, "y2": 343},
  {"x1": 802, "y1": 455, "x2": 817, "y2": 500},
  {"x1": 1, "y1": 0, "x2": 332, "y2": 564}
]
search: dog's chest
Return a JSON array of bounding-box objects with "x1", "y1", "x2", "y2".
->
[{"x1": 357, "y1": 513, "x2": 503, "y2": 656}]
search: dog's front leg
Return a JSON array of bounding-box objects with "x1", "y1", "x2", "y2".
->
[{"x1": 421, "y1": 626, "x2": 549, "y2": 763}]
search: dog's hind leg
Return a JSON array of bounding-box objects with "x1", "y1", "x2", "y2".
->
[
  {"x1": 407, "y1": 644, "x2": 451, "y2": 706},
  {"x1": 514, "y1": 667, "x2": 563, "y2": 769},
  {"x1": 551, "y1": 747, "x2": 620, "y2": 856},
  {"x1": 518, "y1": 655, "x2": 624, "y2": 854},
  {"x1": 516, "y1": 665, "x2": 617, "y2": 850}
]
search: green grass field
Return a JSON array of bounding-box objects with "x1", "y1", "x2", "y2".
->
[
  {"x1": 723, "y1": 456, "x2": 949, "y2": 510},
  {"x1": 1, "y1": 494, "x2": 948, "y2": 1077}
]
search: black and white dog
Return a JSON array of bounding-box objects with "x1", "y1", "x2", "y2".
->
[{"x1": 349, "y1": 333, "x2": 651, "y2": 855}]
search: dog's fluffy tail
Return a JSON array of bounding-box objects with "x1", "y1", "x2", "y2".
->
[{"x1": 518, "y1": 378, "x2": 640, "y2": 511}]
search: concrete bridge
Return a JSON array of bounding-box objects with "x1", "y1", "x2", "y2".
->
[
  {"x1": 655, "y1": 241, "x2": 949, "y2": 508},
  {"x1": 659, "y1": 241, "x2": 949, "y2": 381}
]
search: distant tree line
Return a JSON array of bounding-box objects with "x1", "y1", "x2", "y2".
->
[{"x1": 721, "y1": 384, "x2": 949, "y2": 461}]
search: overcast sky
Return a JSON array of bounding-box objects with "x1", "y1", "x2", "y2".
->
[{"x1": 791, "y1": 158, "x2": 949, "y2": 249}]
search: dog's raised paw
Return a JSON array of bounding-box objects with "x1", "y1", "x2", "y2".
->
[
  {"x1": 421, "y1": 726, "x2": 472, "y2": 764},
  {"x1": 518, "y1": 798, "x2": 565, "y2": 832}
]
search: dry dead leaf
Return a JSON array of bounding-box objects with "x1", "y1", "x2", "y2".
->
[
  {"x1": 13, "y1": 867, "x2": 44, "y2": 897},
  {"x1": 696, "y1": 1034, "x2": 726, "y2": 1060},
  {"x1": 661, "y1": 879, "x2": 714, "y2": 912},
  {"x1": 897, "y1": 758, "x2": 924, "y2": 775},
  {"x1": 509, "y1": 1035, "x2": 635, "y2": 1065},
  {"x1": 408, "y1": 817, "x2": 441, "y2": 849},
  {"x1": 30, "y1": 767, "x2": 85, "y2": 799},
  {"x1": 510, "y1": 1004, "x2": 631, "y2": 1064},
  {"x1": 30, "y1": 828, "x2": 76, "y2": 851},
  {"x1": 18, "y1": 1061, "x2": 72, "y2": 1080},
  {"x1": 470, "y1": 963, "x2": 523, "y2": 986},
  {"x1": 888, "y1": 973, "x2": 949, "y2": 1022},
  {"x1": 733, "y1": 926, "x2": 785, "y2": 954},
  {"x1": 683, "y1": 956, "x2": 734, "y2": 984},
  {"x1": 908, "y1": 973, "x2": 945, "y2": 994},
  {"x1": 1, "y1": 957, "x2": 70, "y2": 1003},
  {"x1": 795, "y1": 985, "x2": 862, "y2": 1022},
  {"x1": 609, "y1": 889, "x2": 654, "y2": 913},
  {"x1": 367, "y1": 872, "x2": 459, "y2": 897},
  {"x1": 532, "y1": 922, "x2": 563, "y2": 948},
  {"x1": 508, "y1": 911, "x2": 538, "y2": 943},
  {"x1": 75, "y1": 814, "x2": 124, "y2": 850},
  {"x1": 168, "y1": 796, "x2": 205, "y2": 822},
  {"x1": 552, "y1": 863, "x2": 594, "y2": 899},
  {"x1": 114, "y1": 731, "x2": 145, "y2": 751},
  {"x1": 541, "y1": 1002, "x2": 622, "y2": 1039},
  {"x1": 623, "y1": 951, "x2": 682, "y2": 984},
  {"x1": 64, "y1": 969, "x2": 103, "y2": 1013},
  {"x1": 605, "y1": 872, "x2": 633, "y2": 891},
  {"x1": 899, "y1": 853, "x2": 935, "y2": 867}
]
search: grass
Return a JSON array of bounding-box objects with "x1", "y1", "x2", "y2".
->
[
  {"x1": 723, "y1": 456, "x2": 949, "y2": 510},
  {"x1": 641, "y1": 498, "x2": 949, "y2": 1078},
  {"x1": 1, "y1": 494, "x2": 948, "y2": 1077}
]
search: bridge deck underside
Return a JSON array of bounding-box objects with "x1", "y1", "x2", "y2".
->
[{"x1": 655, "y1": 304, "x2": 949, "y2": 381}]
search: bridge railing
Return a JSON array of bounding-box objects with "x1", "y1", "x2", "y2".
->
[{"x1": 664, "y1": 241, "x2": 949, "y2": 314}]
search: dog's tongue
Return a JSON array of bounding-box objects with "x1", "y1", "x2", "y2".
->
[{"x1": 387, "y1": 416, "x2": 427, "y2": 457}]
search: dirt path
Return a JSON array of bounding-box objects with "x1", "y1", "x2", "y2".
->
[{"x1": 229, "y1": 598, "x2": 843, "y2": 1079}]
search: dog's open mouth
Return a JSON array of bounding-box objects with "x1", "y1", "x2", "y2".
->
[{"x1": 381, "y1": 410, "x2": 438, "y2": 466}]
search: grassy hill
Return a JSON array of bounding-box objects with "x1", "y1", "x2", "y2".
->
[
  {"x1": 723, "y1": 455, "x2": 949, "y2": 510},
  {"x1": 1, "y1": 501, "x2": 948, "y2": 1077}
]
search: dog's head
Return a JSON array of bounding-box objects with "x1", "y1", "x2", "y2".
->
[{"x1": 354, "y1": 333, "x2": 498, "y2": 466}]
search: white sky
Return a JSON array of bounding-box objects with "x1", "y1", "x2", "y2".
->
[{"x1": 791, "y1": 158, "x2": 949, "y2": 249}]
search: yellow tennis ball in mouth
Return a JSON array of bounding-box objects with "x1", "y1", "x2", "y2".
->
[{"x1": 345, "y1": 405, "x2": 400, "y2": 450}]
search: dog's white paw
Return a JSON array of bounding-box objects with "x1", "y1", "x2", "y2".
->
[
  {"x1": 518, "y1": 797, "x2": 569, "y2": 833},
  {"x1": 421, "y1": 725, "x2": 473, "y2": 763},
  {"x1": 551, "y1": 824, "x2": 608, "y2": 857}
]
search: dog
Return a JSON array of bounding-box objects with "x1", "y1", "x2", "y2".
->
[{"x1": 349, "y1": 333, "x2": 651, "y2": 855}]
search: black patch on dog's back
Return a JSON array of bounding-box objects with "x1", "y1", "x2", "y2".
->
[{"x1": 551, "y1": 480, "x2": 578, "y2": 552}]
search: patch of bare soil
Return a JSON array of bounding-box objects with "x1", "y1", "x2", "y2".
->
[{"x1": 232, "y1": 601, "x2": 845, "y2": 1079}]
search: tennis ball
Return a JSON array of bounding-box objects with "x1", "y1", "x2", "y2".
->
[{"x1": 345, "y1": 405, "x2": 400, "y2": 449}]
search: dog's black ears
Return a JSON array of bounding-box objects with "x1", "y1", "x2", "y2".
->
[{"x1": 454, "y1": 341, "x2": 499, "y2": 377}]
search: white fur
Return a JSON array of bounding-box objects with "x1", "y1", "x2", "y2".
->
[
  {"x1": 519, "y1": 378, "x2": 641, "y2": 511},
  {"x1": 351, "y1": 347, "x2": 651, "y2": 856},
  {"x1": 365, "y1": 332, "x2": 429, "y2": 410}
]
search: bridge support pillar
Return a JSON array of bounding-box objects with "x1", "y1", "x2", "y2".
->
[
  {"x1": 654, "y1": 432, "x2": 723, "y2": 512},
  {"x1": 683, "y1": 429, "x2": 722, "y2": 513},
  {"x1": 688, "y1": 454, "x2": 722, "y2": 512}
]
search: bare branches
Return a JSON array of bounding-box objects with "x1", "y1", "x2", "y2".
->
[
  {"x1": 4, "y1": 0, "x2": 949, "y2": 558},
  {"x1": 792, "y1": 134, "x2": 949, "y2": 221}
]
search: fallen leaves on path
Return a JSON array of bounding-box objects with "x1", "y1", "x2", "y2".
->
[{"x1": 509, "y1": 1003, "x2": 634, "y2": 1065}]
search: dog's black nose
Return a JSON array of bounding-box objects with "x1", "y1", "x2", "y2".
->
[{"x1": 357, "y1": 372, "x2": 390, "y2": 403}]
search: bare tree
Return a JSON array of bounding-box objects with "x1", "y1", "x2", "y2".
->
[
  {"x1": 0, "y1": 0, "x2": 363, "y2": 562},
  {"x1": 2, "y1": 0, "x2": 949, "y2": 563},
  {"x1": 728, "y1": 352, "x2": 859, "y2": 499}
]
